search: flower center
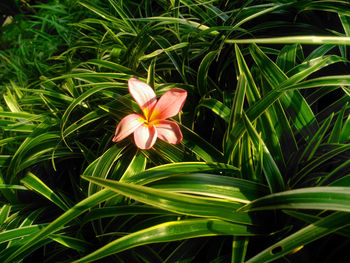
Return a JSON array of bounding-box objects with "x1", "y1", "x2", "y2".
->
[
  {"x1": 143, "y1": 108, "x2": 150, "y2": 120},
  {"x1": 149, "y1": 110, "x2": 160, "y2": 122}
]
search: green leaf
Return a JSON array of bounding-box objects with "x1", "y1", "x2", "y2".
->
[
  {"x1": 340, "y1": 113, "x2": 350, "y2": 142},
  {"x1": 300, "y1": 1, "x2": 350, "y2": 16},
  {"x1": 234, "y1": 44, "x2": 260, "y2": 105},
  {"x1": 21, "y1": 172, "x2": 70, "y2": 211},
  {"x1": 107, "y1": 0, "x2": 137, "y2": 32},
  {"x1": 119, "y1": 150, "x2": 147, "y2": 182},
  {"x1": 48, "y1": 72, "x2": 129, "y2": 83},
  {"x1": 240, "y1": 133, "x2": 258, "y2": 182},
  {"x1": 152, "y1": 35, "x2": 185, "y2": 82},
  {"x1": 88, "y1": 145, "x2": 124, "y2": 195},
  {"x1": 304, "y1": 44, "x2": 335, "y2": 61},
  {"x1": 5, "y1": 162, "x2": 239, "y2": 262},
  {"x1": 340, "y1": 13, "x2": 350, "y2": 36},
  {"x1": 226, "y1": 36, "x2": 350, "y2": 45},
  {"x1": 3, "y1": 88, "x2": 22, "y2": 113},
  {"x1": 224, "y1": 89, "x2": 282, "y2": 163},
  {"x1": 73, "y1": 218, "x2": 260, "y2": 263},
  {"x1": 235, "y1": 44, "x2": 290, "y2": 165},
  {"x1": 242, "y1": 113, "x2": 285, "y2": 193},
  {"x1": 49, "y1": 234, "x2": 92, "y2": 252},
  {"x1": 82, "y1": 175, "x2": 254, "y2": 225},
  {"x1": 0, "y1": 112, "x2": 45, "y2": 122},
  {"x1": 320, "y1": 159, "x2": 350, "y2": 186},
  {"x1": 0, "y1": 171, "x2": 16, "y2": 203},
  {"x1": 0, "y1": 185, "x2": 27, "y2": 191},
  {"x1": 147, "y1": 58, "x2": 156, "y2": 88},
  {"x1": 293, "y1": 144, "x2": 350, "y2": 186},
  {"x1": 0, "y1": 205, "x2": 11, "y2": 225},
  {"x1": 7, "y1": 131, "x2": 61, "y2": 177},
  {"x1": 20, "y1": 208, "x2": 46, "y2": 227},
  {"x1": 0, "y1": 224, "x2": 48, "y2": 244},
  {"x1": 85, "y1": 59, "x2": 136, "y2": 75},
  {"x1": 225, "y1": 74, "x2": 247, "y2": 156},
  {"x1": 19, "y1": 88, "x2": 74, "y2": 104},
  {"x1": 61, "y1": 84, "x2": 123, "y2": 141},
  {"x1": 299, "y1": 113, "x2": 333, "y2": 162},
  {"x1": 122, "y1": 161, "x2": 239, "y2": 185},
  {"x1": 287, "y1": 54, "x2": 344, "y2": 77},
  {"x1": 232, "y1": 236, "x2": 249, "y2": 263},
  {"x1": 131, "y1": 17, "x2": 218, "y2": 35},
  {"x1": 197, "y1": 98, "x2": 230, "y2": 123},
  {"x1": 63, "y1": 109, "x2": 108, "y2": 138},
  {"x1": 147, "y1": 173, "x2": 269, "y2": 203},
  {"x1": 246, "y1": 212, "x2": 350, "y2": 263},
  {"x1": 283, "y1": 75, "x2": 350, "y2": 91},
  {"x1": 197, "y1": 51, "x2": 217, "y2": 96},
  {"x1": 78, "y1": 1, "x2": 135, "y2": 32},
  {"x1": 180, "y1": 0, "x2": 214, "y2": 26},
  {"x1": 82, "y1": 205, "x2": 170, "y2": 224},
  {"x1": 276, "y1": 44, "x2": 298, "y2": 72},
  {"x1": 283, "y1": 210, "x2": 350, "y2": 238},
  {"x1": 151, "y1": 139, "x2": 192, "y2": 163},
  {"x1": 249, "y1": 44, "x2": 317, "y2": 139},
  {"x1": 180, "y1": 124, "x2": 224, "y2": 162},
  {"x1": 328, "y1": 103, "x2": 347, "y2": 143},
  {"x1": 139, "y1": 43, "x2": 189, "y2": 61},
  {"x1": 241, "y1": 187, "x2": 350, "y2": 212},
  {"x1": 4, "y1": 189, "x2": 117, "y2": 263}
]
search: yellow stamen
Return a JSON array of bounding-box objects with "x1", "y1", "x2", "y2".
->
[
  {"x1": 151, "y1": 120, "x2": 159, "y2": 126},
  {"x1": 143, "y1": 108, "x2": 150, "y2": 120},
  {"x1": 150, "y1": 110, "x2": 160, "y2": 121},
  {"x1": 142, "y1": 121, "x2": 154, "y2": 128}
]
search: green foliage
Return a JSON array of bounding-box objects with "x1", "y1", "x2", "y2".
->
[{"x1": 1, "y1": 0, "x2": 350, "y2": 262}]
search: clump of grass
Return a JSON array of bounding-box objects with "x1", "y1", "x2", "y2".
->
[{"x1": 0, "y1": 0, "x2": 350, "y2": 262}]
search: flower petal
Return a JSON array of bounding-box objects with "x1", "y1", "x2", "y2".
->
[
  {"x1": 128, "y1": 78, "x2": 157, "y2": 119},
  {"x1": 134, "y1": 123, "x2": 158, "y2": 150},
  {"x1": 155, "y1": 120, "x2": 183, "y2": 144},
  {"x1": 112, "y1": 114, "x2": 145, "y2": 142},
  {"x1": 150, "y1": 88, "x2": 187, "y2": 121}
]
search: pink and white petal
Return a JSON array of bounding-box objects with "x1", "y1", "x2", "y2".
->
[
  {"x1": 128, "y1": 78, "x2": 157, "y2": 118},
  {"x1": 150, "y1": 88, "x2": 187, "y2": 121},
  {"x1": 134, "y1": 123, "x2": 158, "y2": 150},
  {"x1": 112, "y1": 114, "x2": 145, "y2": 142},
  {"x1": 155, "y1": 120, "x2": 183, "y2": 144}
]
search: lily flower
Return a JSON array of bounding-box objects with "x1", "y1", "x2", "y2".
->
[{"x1": 112, "y1": 78, "x2": 187, "y2": 150}]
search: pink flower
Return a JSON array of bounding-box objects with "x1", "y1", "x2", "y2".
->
[{"x1": 112, "y1": 78, "x2": 187, "y2": 150}]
